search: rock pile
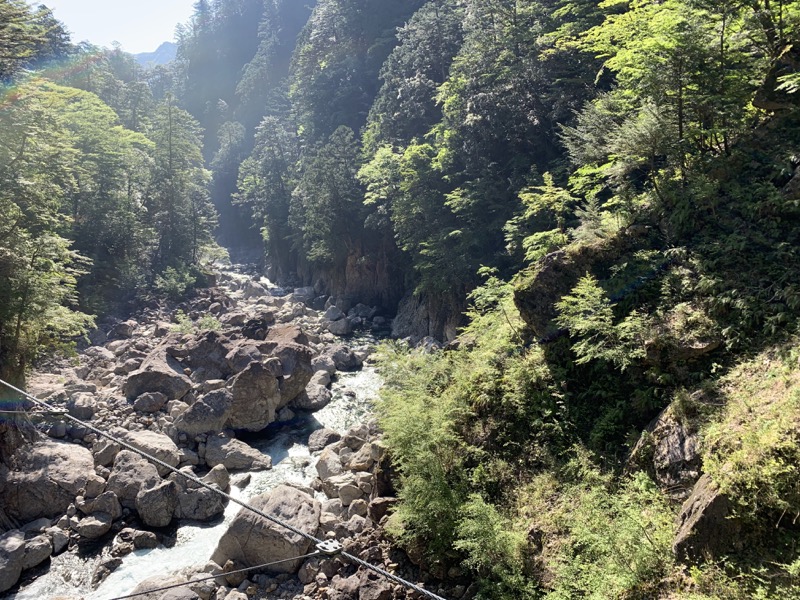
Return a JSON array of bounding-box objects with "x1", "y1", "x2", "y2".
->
[
  {"x1": 131, "y1": 421, "x2": 467, "y2": 600},
  {"x1": 0, "y1": 270, "x2": 381, "y2": 594}
]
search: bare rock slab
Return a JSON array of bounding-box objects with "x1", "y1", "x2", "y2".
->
[
  {"x1": 205, "y1": 434, "x2": 272, "y2": 471},
  {"x1": 673, "y1": 474, "x2": 741, "y2": 562},
  {"x1": 211, "y1": 485, "x2": 320, "y2": 574},
  {"x1": 1, "y1": 441, "x2": 95, "y2": 522}
]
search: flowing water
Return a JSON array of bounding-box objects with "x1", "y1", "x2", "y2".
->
[{"x1": 11, "y1": 364, "x2": 383, "y2": 600}]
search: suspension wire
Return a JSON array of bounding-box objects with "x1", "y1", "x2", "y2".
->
[
  {"x1": 0, "y1": 377, "x2": 449, "y2": 600},
  {"x1": 0, "y1": 377, "x2": 318, "y2": 543},
  {"x1": 342, "y1": 551, "x2": 448, "y2": 600},
  {"x1": 107, "y1": 551, "x2": 322, "y2": 600}
]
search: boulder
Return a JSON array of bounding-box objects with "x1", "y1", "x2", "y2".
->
[
  {"x1": 77, "y1": 491, "x2": 123, "y2": 521},
  {"x1": 109, "y1": 319, "x2": 138, "y2": 339},
  {"x1": 136, "y1": 480, "x2": 179, "y2": 528},
  {"x1": 347, "y1": 443, "x2": 375, "y2": 472},
  {"x1": 129, "y1": 574, "x2": 192, "y2": 600},
  {"x1": 47, "y1": 526, "x2": 69, "y2": 554},
  {"x1": 261, "y1": 326, "x2": 315, "y2": 405},
  {"x1": 315, "y1": 447, "x2": 343, "y2": 481},
  {"x1": 628, "y1": 405, "x2": 701, "y2": 499},
  {"x1": 123, "y1": 338, "x2": 192, "y2": 401},
  {"x1": 174, "y1": 389, "x2": 232, "y2": 436},
  {"x1": 359, "y1": 570, "x2": 393, "y2": 600},
  {"x1": 311, "y1": 354, "x2": 336, "y2": 375},
  {"x1": 117, "y1": 430, "x2": 181, "y2": 477},
  {"x1": 673, "y1": 474, "x2": 741, "y2": 562},
  {"x1": 205, "y1": 434, "x2": 272, "y2": 471},
  {"x1": 67, "y1": 393, "x2": 95, "y2": 420},
  {"x1": 290, "y1": 384, "x2": 332, "y2": 412},
  {"x1": 225, "y1": 341, "x2": 263, "y2": 373},
  {"x1": 75, "y1": 512, "x2": 113, "y2": 539},
  {"x1": 1, "y1": 441, "x2": 95, "y2": 522},
  {"x1": 106, "y1": 450, "x2": 161, "y2": 509},
  {"x1": 93, "y1": 437, "x2": 121, "y2": 467},
  {"x1": 202, "y1": 464, "x2": 230, "y2": 491},
  {"x1": 327, "y1": 318, "x2": 353, "y2": 336},
  {"x1": 321, "y1": 473, "x2": 357, "y2": 501},
  {"x1": 178, "y1": 331, "x2": 234, "y2": 381},
  {"x1": 133, "y1": 392, "x2": 168, "y2": 413},
  {"x1": 308, "y1": 428, "x2": 341, "y2": 453},
  {"x1": 211, "y1": 485, "x2": 320, "y2": 574},
  {"x1": 325, "y1": 345, "x2": 362, "y2": 372},
  {"x1": 132, "y1": 530, "x2": 159, "y2": 549},
  {"x1": 242, "y1": 279, "x2": 267, "y2": 300},
  {"x1": 227, "y1": 362, "x2": 282, "y2": 431},
  {"x1": 323, "y1": 306, "x2": 345, "y2": 322},
  {"x1": 175, "y1": 486, "x2": 226, "y2": 522},
  {"x1": 0, "y1": 530, "x2": 25, "y2": 593},
  {"x1": 368, "y1": 497, "x2": 398, "y2": 523}
]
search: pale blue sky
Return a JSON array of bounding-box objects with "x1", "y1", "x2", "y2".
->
[{"x1": 36, "y1": 0, "x2": 196, "y2": 54}]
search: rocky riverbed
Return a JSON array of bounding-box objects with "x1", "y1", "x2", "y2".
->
[{"x1": 0, "y1": 268, "x2": 469, "y2": 599}]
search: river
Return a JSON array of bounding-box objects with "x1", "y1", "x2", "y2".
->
[{"x1": 10, "y1": 278, "x2": 384, "y2": 599}]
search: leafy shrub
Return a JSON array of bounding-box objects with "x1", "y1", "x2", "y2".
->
[
  {"x1": 702, "y1": 345, "x2": 800, "y2": 519},
  {"x1": 543, "y1": 456, "x2": 675, "y2": 600},
  {"x1": 455, "y1": 495, "x2": 538, "y2": 599},
  {"x1": 154, "y1": 266, "x2": 197, "y2": 301}
]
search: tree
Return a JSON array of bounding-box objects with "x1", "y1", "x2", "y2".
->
[
  {"x1": 236, "y1": 115, "x2": 299, "y2": 273},
  {"x1": 0, "y1": 81, "x2": 93, "y2": 382},
  {"x1": 290, "y1": 126, "x2": 364, "y2": 264},
  {"x1": 146, "y1": 95, "x2": 215, "y2": 270},
  {"x1": 363, "y1": 0, "x2": 465, "y2": 151},
  {"x1": 0, "y1": 0, "x2": 45, "y2": 78}
]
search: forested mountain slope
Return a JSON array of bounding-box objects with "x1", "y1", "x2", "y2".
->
[{"x1": 2, "y1": 0, "x2": 800, "y2": 597}]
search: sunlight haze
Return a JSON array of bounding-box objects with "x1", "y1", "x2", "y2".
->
[{"x1": 37, "y1": 0, "x2": 196, "y2": 54}]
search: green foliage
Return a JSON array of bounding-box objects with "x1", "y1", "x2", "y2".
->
[
  {"x1": 555, "y1": 274, "x2": 649, "y2": 370},
  {"x1": 703, "y1": 345, "x2": 800, "y2": 519},
  {"x1": 172, "y1": 310, "x2": 195, "y2": 334},
  {"x1": 154, "y1": 267, "x2": 198, "y2": 302},
  {"x1": 290, "y1": 126, "x2": 364, "y2": 264},
  {"x1": 172, "y1": 310, "x2": 221, "y2": 334},
  {"x1": 455, "y1": 495, "x2": 537, "y2": 599},
  {"x1": 543, "y1": 464, "x2": 675, "y2": 600}
]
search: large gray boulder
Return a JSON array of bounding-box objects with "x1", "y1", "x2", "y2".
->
[
  {"x1": 211, "y1": 485, "x2": 320, "y2": 574},
  {"x1": 673, "y1": 474, "x2": 741, "y2": 562},
  {"x1": 77, "y1": 491, "x2": 123, "y2": 521},
  {"x1": 290, "y1": 384, "x2": 332, "y2": 412},
  {"x1": 205, "y1": 434, "x2": 272, "y2": 471},
  {"x1": 628, "y1": 405, "x2": 701, "y2": 499},
  {"x1": 75, "y1": 512, "x2": 113, "y2": 539},
  {"x1": 227, "y1": 361, "x2": 282, "y2": 431},
  {"x1": 123, "y1": 337, "x2": 192, "y2": 401},
  {"x1": 174, "y1": 389, "x2": 232, "y2": 436},
  {"x1": 117, "y1": 429, "x2": 181, "y2": 477},
  {"x1": 21, "y1": 535, "x2": 52, "y2": 570},
  {"x1": 106, "y1": 450, "x2": 161, "y2": 509},
  {"x1": 168, "y1": 468, "x2": 227, "y2": 522},
  {"x1": 261, "y1": 325, "x2": 314, "y2": 405},
  {"x1": 175, "y1": 331, "x2": 234, "y2": 381},
  {"x1": 1, "y1": 441, "x2": 95, "y2": 521},
  {"x1": 308, "y1": 428, "x2": 341, "y2": 453},
  {"x1": 174, "y1": 486, "x2": 226, "y2": 522},
  {"x1": 315, "y1": 447, "x2": 343, "y2": 481},
  {"x1": 0, "y1": 530, "x2": 25, "y2": 593},
  {"x1": 136, "y1": 480, "x2": 179, "y2": 528}
]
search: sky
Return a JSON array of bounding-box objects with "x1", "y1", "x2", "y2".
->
[{"x1": 36, "y1": 0, "x2": 197, "y2": 54}]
